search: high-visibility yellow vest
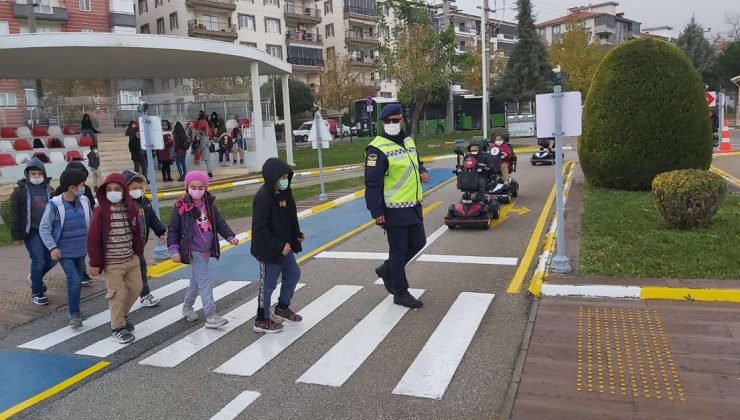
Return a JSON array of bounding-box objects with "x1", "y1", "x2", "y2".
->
[{"x1": 367, "y1": 136, "x2": 423, "y2": 208}]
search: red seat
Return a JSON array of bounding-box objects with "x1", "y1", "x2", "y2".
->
[
  {"x1": 0, "y1": 153, "x2": 14, "y2": 166},
  {"x1": 32, "y1": 126, "x2": 48, "y2": 137},
  {"x1": 63, "y1": 124, "x2": 80, "y2": 135},
  {"x1": 1, "y1": 127, "x2": 15, "y2": 138},
  {"x1": 14, "y1": 139, "x2": 31, "y2": 151},
  {"x1": 239, "y1": 118, "x2": 251, "y2": 127},
  {"x1": 79, "y1": 135, "x2": 94, "y2": 147},
  {"x1": 66, "y1": 150, "x2": 82, "y2": 161},
  {"x1": 47, "y1": 137, "x2": 64, "y2": 148}
]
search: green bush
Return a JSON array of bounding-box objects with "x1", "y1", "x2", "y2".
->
[
  {"x1": 579, "y1": 38, "x2": 713, "y2": 191},
  {"x1": 652, "y1": 169, "x2": 726, "y2": 229},
  {"x1": 0, "y1": 198, "x2": 10, "y2": 228}
]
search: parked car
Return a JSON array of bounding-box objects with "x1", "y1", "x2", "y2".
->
[
  {"x1": 293, "y1": 120, "x2": 336, "y2": 142},
  {"x1": 340, "y1": 124, "x2": 352, "y2": 137}
]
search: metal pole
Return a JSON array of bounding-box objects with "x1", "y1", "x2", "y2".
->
[
  {"x1": 482, "y1": 0, "x2": 489, "y2": 140},
  {"x1": 551, "y1": 84, "x2": 571, "y2": 273},
  {"x1": 314, "y1": 110, "x2": 327, "y2": 201},
  {"x1": 718, "y1": 90, "x2": 724, "y2": 146},
  {"x1": 281, "y1": 74, "x2": 294, "y2": 166},
  {"x1": 140, "y1": 112, "x2": 169, "y2": 261},
  {"x1": 443, "y1": 0, "x2": 455, "y2": 133}
]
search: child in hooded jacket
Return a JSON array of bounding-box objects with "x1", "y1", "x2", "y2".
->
[{"x1": 167, "y1": 171, "x2": 238, "y2": 329}]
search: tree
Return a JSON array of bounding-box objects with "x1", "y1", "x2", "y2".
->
[
  {"x1": 495, "y1": 0, "x2": 551, "y2": 101},
  {"x1": 260, "y1": 78, "x2": 315, "y2": 119},
  {"x1": 193, "y1": 77, "x2": 250, "y2": 96},
  {"x1": 376, "y1": 0, "x2": 459, "y2": 139},
  {"x1": 548, "y1": 21, "x2": 605, "y2": 97},
  {"x1": 725, "y1": 12, "x2": 740, "y2": 41},
  {"x1": 463, "y1": 44, "x2": 508, "y2": 96},
  {"x1": 316, "y1": 56, "x2": 362, "y2": 115},
  {"x1": 677, "y1": 17, "x2": 716, "y2": 85},
  {"x1": 715, "y1": 41, "x2": 740, "y2": 89}
]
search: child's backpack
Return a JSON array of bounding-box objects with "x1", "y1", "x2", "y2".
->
[{"x1": 33, "y1": 138, "x2": 45, "y2": 149}]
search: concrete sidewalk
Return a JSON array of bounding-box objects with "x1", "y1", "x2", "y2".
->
[{"x1": 511, "y1": 297, "x2": 740, "y2": 420}]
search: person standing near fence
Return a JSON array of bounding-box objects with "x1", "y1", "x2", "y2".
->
[
  {"x1": 197, "y1": 129, "x2": 214, "y2": 178},
  {"x1": 126, "y1": 121, "x2": 142, "y2": 175},
  {"x1": 173, "y1": 122, "x2": 189, "y2": 182},
  {"x1": 87, "y1": 145, "x2": 101, "y2": 192}
]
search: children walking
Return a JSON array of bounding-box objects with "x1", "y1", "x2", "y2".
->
[
  {"x1": 87, "y1": 173, "x2": 144, "y2": 344},
  {"x1": 167, "y1": 171, "x2": 238, "y2": 329},
  {"x1": 123, "y1": 170, "x2": 166, "y2": 308},
  {"x1": 251, "y1": 158, "x2": 305, "y2": 333},
  {"x1": 10, "y1": 157, "x2": 55, "y2": 305},
  {"x1": 39, "y1": 169, "x2": 92, "y2": 328}
]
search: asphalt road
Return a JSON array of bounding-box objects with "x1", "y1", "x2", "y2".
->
[{"x1": 1, "y1": 153, "x2": 567, "y2": 419}]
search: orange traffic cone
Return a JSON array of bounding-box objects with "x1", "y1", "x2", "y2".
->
[{"x1": 719, "y1": 119, "x2": 733, "y2": 152}]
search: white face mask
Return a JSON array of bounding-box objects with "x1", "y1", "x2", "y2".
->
[
  {"x1": 384, "y1": 123, "x2": 402, "y2": 136},
  {"x1": 129, "y1": 189, "x2": 143, "y2": 199},
  {"x1": 106, "y1": 191, "x2": 123, "y2": 203},
  {"x1": 29, "y1": 176, "x2": 44, "y2": 185},
  {"x1": 494, "y1": 140, "x2": 504, "y2": 146}
]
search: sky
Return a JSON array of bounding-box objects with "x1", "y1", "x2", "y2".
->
[{"x1": 455, "y1": 0, "x2": 738, "y2": 38}]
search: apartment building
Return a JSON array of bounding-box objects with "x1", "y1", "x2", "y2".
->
[
  {"x1": 536, "y1": 1, "x2": 641, "y2": 48},
  {"x1": 0, "y1": 0, "x2": 139, "y2": 125},
  {"x1": 432, "y1": 4, "x2": 517, "y2": 56},
  {"x1": 641, "y1": 26, "x2": 677, "y2": 43}
]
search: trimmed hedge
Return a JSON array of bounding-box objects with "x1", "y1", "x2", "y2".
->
[
  {"x1": 652, "y1": 169, "x2": 726, "y2": 229},
  {"x1": 579, "y1": 39, "x2": 713, "y2": 191}
]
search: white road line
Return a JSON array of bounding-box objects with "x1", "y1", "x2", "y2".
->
[
  {"x1": 76, "y1": 281, "x2": 248, "y2": 357},
  {"x1": 209, "y1": 391, "x2": 261, "y2": 420},
  {"x1": 417, "y1": 254, "x2": 519, "y2": 266},
  {"x1": 373, "y1": 225, "x2": 449, "y2": 285},
  {"x1": 296, "y1": 289, "x2": 425, "y2": 387},
  {"x1": 19, "y1": 280, "x2": 191, "y2": 350},
  {"x1": 540, "y1": 284, "x2": 642, "y2": 298},
  {"x1": 140, "y1": 284, "x2": 305, "y2": 368},
  {"x1": 392, "y1": 292, "x2": 494, "y2": 399},
  {"x1": 214, "y1": 285, "x2": 362, "y2": 377},
  {"x1": 315, "y1": 251, "x2": 389, "y2": 260}
]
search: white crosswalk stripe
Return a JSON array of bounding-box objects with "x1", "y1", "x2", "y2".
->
[
  {"x1": 18, "y1": 280, "x2": 191, "y2": 350},
  {"x1": 214, "y1": 285, "x2": 362, "y2": 377},
  {"x1": 392, "y1": 292, "x2": 494, "y2": 399},
  {"x1": 140, "y1": 283, "x2": 305, "y2": 368},
  {"x1": 76, "y1": 281, "x2": 248, "y2": 357},
  {"x1": 209, "y1": 391, "x2": 261, "y2": 420},
  {"x1": 296, "y1": 289, "x2": 425, "y2": 387}
]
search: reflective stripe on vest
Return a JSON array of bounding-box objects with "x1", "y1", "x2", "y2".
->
[{"x1": 367, "y1": 136, "x2": 423, "y2": 208}]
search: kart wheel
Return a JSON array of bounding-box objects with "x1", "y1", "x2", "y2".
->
[
  {"x1": 491, "y1": 203, "x2": 501, "y2": 219},
  {"x1": 531, "y1": 161, "x2": 536, "y2": 166},
  {"x1": 483, "y1": 219, "x2": 491, "y2": 230},
  {"x1": 448, "y1": 224, "x2": 457, "y2": 230},
  {"x1": 501, "y1": 195, "x2": 511, "y2": 204}
]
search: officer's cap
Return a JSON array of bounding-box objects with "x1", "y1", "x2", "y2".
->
[{"x1": 379, "y1": 104, "x2": 403, "y2": 120}]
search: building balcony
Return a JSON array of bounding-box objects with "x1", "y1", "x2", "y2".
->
[
  {"x1": 345, "y1": 30, "x2": 379, "y2": 46},
  {"x1": 594, "y1": 24, "x2": 616, "y2": 35},
  {"x1": 455, "y1": 28, "x2": 477, "y2": 38},
  {"x1": 286, "y1": 31, "x2": 323, "y2": 45},
  {"x1": 344, "y1": 5, "x2": 378, "y2": 22},
  {"x1": 357, "y1": 77, "x2": 380, "y2": 88},
  {"x1": 13, "y1": 2, "x2": 68, "y2": 22},
  {"x1": 284, "y1": 4, "x2": 322, "y2": 24},
  {"x1": 350, "y1": 56, "x2": 376, "y2": 68},
  {"x1": 187, "y1": 19, "x2": 238, "y2": 42},
  {"x1": 288, "y1": 57, "x2": 325, "y2": 71},
  {"x1": 110, "y1": 12, "x2": 136, "y2": 28},
  {"x1": 186, "y1": 0, "x2": 236, "y2": 13}
]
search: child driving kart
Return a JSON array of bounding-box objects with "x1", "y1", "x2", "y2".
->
[
  {"x1": 464, "y1": 140, "x2": 497, "y2": 205},
  {"x1": 491, "y1": 134, "x2": 516, "y2": 186}
]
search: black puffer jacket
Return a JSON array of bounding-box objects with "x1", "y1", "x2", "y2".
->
[{"x1": 250, "y1": 158, "x2": 303, "y2": 264}]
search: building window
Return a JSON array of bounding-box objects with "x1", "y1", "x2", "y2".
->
[
  {"x1": 238, "y1": 14, "x2": 255, "y2": 30},
  {"x1": 240, "y1": 41, "x2": 258, "y2": 47},
  {"x1": 325, "y1": 23, "x2": 334, "y2": 37},
  {"x1": 324, "y1": 1, "x2": 333, "y2": 14},
  {"x1": 264, "y1": 0, "x2": 279, "y2": 6},
  {"x1": 138, "y1": 0, "x2": 147, "y2": 14},
  {"x1": 553, "y1": 25, "x2": 561, "y2": 35},
  {"x1": 25, "y1": 89, "x2": 38, "y2": 107},
  {"x1": 144, "y1": 79, "x2": 155, "y2": 92},
  {"x1": 155, "y1": 0, "x2": 163, "y2": 7},
  {"x1": 79, "y1": 0, "x2": 91, "y2": 11},
  {"x1": 156, "y1": 18, "x2": 165, "y2": 34},
  {"x1": 266, "y1": 44, "x2": 282, "y2": 59},
  {"x1": 161, "y1": 79, "x2": 170, "y2": 89},
  {"x1": 538, "y1": 28, "x2": 545, "y2": 37},
  {"x1": 0, "y1": 92, "x2": 17, "y2": 107},
  {"x1": 326, "y1": 46, "x2": 335, "y2": 61},
  {"x1": 174, "y1": 78, "x2": 183, "y2": 86},
  {"x1": 140, "y1": 24, "x2": 150, "y2": 34},
  {"x1": 265, "y1": 18, "x2": 280, "y2": 33},
  {"x1": 203, "y1": 15, "x2": 220, "y2": 31},
  {"x1": 169, "y1": 12, "x2": 178, "y2": 30},
  {"x1": 81, "y1": 28, "x2": 93, "y2": 32}
]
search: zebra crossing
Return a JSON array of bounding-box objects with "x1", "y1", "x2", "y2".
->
[{"x1": 16, "y1": 278, "x2": 495, "y2": 404}]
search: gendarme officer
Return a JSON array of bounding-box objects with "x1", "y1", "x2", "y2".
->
[{"x1": 364, "y1": 104, "x2": 429, "y2": 309}]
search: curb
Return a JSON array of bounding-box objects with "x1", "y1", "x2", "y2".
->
[
  {"x1": 710, "y1": 165, "x2": 740, "y2": 186},
  {"x1": 539, "y1": 284, "x2": 740, "y2": 303}
]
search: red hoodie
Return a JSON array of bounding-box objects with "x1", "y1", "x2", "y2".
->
[
  {"x1": 490, "y1": 142, "x2": 513, "y2": 163},
  {"x1": 87, "y1": 173, "x2": 144, "y2": 271}
]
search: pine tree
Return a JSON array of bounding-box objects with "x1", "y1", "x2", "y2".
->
[
  {"x1": 677, "y1": 16, "x2": 716, "y2": 84},
  {"x1": 496, "y1": 0, "x2": 552, "y2": 101}
]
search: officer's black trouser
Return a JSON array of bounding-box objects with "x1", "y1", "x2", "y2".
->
[{"x1": 384, "y1": 222, "x2": 426, "y2": 296}]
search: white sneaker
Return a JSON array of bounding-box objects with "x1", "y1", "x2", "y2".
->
[
  {"x1": 205, "y1": 314, "x2": 228, "y2": 329},
  {"x1": 140, "y1": 294, "x2": 160, "y2": 307},
  {"x1": 182, "y1": 306, "x2": 198, "y2": 322}
]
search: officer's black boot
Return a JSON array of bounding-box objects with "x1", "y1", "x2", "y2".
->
[
  {"x1": 375, "y1": 263, "x2": 392, "y2": 294},
  {"x1": 394, "y1": 291, "x2": 423, "y2": 309}
]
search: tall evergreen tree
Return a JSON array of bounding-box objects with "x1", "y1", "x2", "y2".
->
[
  {"x1": 677, "y1": 16, "x2": 716, "y2": 84},
  {"x1": 496, "y1": 0, "x2": 551, "y2": 101}
]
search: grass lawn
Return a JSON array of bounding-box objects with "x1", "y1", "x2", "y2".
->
[
  {"x1": 578, "y1": 187, "x2": 740, "y2": 280},
  {"x1": 279, "y1": 130, "x2": 529, "y2": 170}
]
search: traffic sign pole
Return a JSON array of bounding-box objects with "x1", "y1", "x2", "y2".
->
[{"x1": 551, "y1": 85, "x2": 571, "y2": 274}]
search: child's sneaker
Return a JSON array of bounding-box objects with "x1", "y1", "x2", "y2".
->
[
  {"x1": 81, "y1": 273, "x2": 93, "y2": 286},
  {"x1": 32, "y1": 292, "x2": 49, "y2": 306},
  {"x1": 69, "y1": 314, "x2": 83, "y2": 328},
  {"x1": 273, "y1": 306, "x2": 302, "y2": 322},
  {"x1": 28, "y1": 274, "x2": 48, "y2": 293},
  {"x1": 125, "y1": 316, "x2": 135, "y2": 331},
  {"x1": 140, "y1": 294, "x2": 160, "y2": 307},
  {"x1": 253, "y1": 318, "x2": 284, "y2": 333},
  {"x1": 205, "y1": 314, "x2": 228, "y2": 329},
  {"x1": 112, "y1": 328, "x2": 135, "y2": 344},
  {"x1": 182, "y1": 306, "x2": 199, "y2": 322}
]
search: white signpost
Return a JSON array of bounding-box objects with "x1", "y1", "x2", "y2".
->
[
  {"x1": 138, "y1": 109, "x2": 168, "y2": 260},
  {"x1": 535, "y1": 87, "x2": 583, "y2": 273},
  {"x1": 308, "y1": 110, "x2": 333, "y2": 201}
]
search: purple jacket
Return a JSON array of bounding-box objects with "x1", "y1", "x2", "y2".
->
[{"x1": 167, "y1": 192, "x2": 235, "y2": 264}]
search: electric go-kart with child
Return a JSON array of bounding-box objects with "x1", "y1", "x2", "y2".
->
[
  {"x1": 488, "y1": 145, "x2": 519, "y2": 204},
  {"x1": 444, "y1": 145, "x2": 500, "y2": 230},
  {"x1": 531, "y1": 137, "x2": 556, "y2": 165}
]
